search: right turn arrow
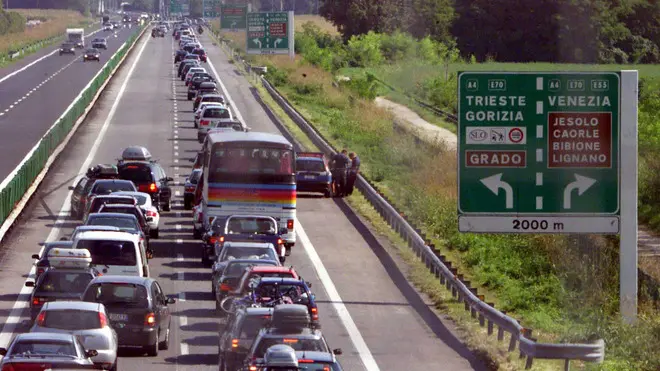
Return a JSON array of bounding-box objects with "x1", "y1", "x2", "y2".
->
[
  {"x1": 480, "y1": 173, "x2": 514, "y2": 209},
  {"x1": 563, "y1": 174, "x2": 597, "y2": 209}
]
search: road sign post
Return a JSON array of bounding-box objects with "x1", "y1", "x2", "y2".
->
[
  {"x1": 457, "y1": 71, "x2": 639, "y2": 322},
  {"x1": 246, "y1": 11, "x2": 294, "y2": 58},
  {"x1": 220, "y1": 4, "x2": 247, "y2": 29}
]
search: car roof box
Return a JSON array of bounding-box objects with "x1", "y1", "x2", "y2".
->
[
  {"x1": 121, "y1": 146, "x2": 152, "y2": 161},
  {"x1": 263, "y1": 344, "x2": 298, "y2": 367},
  {"x1": 47, "y1": 248, "x2": 92, "y2": 269},
  {"x1": 270, "y1": 304, "x2": 311, "y2": 331}
]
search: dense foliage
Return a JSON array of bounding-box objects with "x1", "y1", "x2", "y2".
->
[
  {"x1": 320, "y1": 0, "x2": 660, "y2": 63},
  {"x1": 0, "y1": 3, "x2": 25, "y2": 36}
]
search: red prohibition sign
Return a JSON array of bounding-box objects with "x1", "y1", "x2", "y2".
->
[{"x1": 508, "y1": 128, "x2": 524, "y2": 143}]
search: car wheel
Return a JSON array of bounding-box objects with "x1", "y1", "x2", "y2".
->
[
  {"x1": 146, "y1": 333, "x2": 159, "y2": 356},
  {"x1": 163, "y1": 198, "x2": 171, "y2": 212},
  {"x1": 158, "y1": 324, "x2": 170, "y2": 350},
  {"x1": 150, "y1": 228, "x2": 159, "y2": 238},
  {"x1": 324, "y1": 188, "x2": 332, "y2": 198}
]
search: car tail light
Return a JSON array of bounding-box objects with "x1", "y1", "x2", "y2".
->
[
  {"x1": 231, "y1": 339, "x2": 239, "y2": 349},
  {"x1": 209, "y1": 236, "x2": 217, "y2": 244},
  {"x1": 220, "y1": 283, "x2": 231, "y2": 291},
  {"x1": 4, "y1": 363, "x2": 51, "y2": 371},
  {"x1": 145, "y1": 312, "x2": 156, "y2": 326},
  {"x1": 311, "y1": 307, "x2": 319, "y2": 321},
  {"x1": 36, "y1": 311, "x2": 46, "y2": 326},
  {"x1": 248, "y1": 367, "x2": 257, "y2": 371},
  {"x1": 149, "y1": 183, "x2": 158, "y2": 192},
  {"x1": 37, "y1": 267, "x2": 45, "y2": 276},
  {"x1": 98, "y1": 312, "x2": 108, "y2": 328},
  {"x1": 185, "y1": 186, "x2": 195, "y2": 192},
  {"x1": 277, "y1": 238, "x2": 283, "y2": 245},
  {"x1": 1, "y1": 364, "x2": 14, "y2": 371},
  {"x1": 287, "y1": 219, "x2": 294, "y2": 230},
  {"x1": 299, "y1": 359, "x2": 314, "y2": 363},
  {"x1": 32, "y1": 297, "x2": 47, "y2": 306},
  {"x1": 145, "y1": 210, "x2": 157, "y2": 217},
  {"x1": 200, "y1": 120, "x2": 209, "y2": 126}
]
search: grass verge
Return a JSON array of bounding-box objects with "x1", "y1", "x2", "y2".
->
[
  {"x1": 0, "y1": 9, "x2": 92, "y2": 67},
  {"x1": 209, "y1": 21, "x2": 660, "y2": 370}
]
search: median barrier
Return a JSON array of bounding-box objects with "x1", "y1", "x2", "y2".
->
[
  {"x1": 0, "y1": 22, "x2": 148, "y2": 236},
  {"x1": 205, "y1": 28, "x2": 606, "y2": 369}
]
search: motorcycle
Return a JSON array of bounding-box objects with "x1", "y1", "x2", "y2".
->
[{"x1": 197, "y1": 26, "x2": 204, "y2": 34}]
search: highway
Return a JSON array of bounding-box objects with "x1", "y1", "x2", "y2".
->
[
  {"x1": 0, "y1": 27, "x2": 486, "y2": 371},
  {"x1": 0, "y1": 24, "x2": 137, "y2": 181}
]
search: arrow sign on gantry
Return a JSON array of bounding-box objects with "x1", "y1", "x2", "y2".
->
[
  {"x1": 480, "y1": 173, "x2": 514, "y2": 209},
  {"x1": 252, "y1": 38, "x2": 262, "y2": 48},
  {"x1": 563, "y1": 174, "x2": 597, "y2": 209},
  {"x1": 274, "y1": 38, "x2": 282, "y2": 47}
]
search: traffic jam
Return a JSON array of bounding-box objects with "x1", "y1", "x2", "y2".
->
[{"x1": 0, "y1": 19, "x2": 344, "y2": 371}]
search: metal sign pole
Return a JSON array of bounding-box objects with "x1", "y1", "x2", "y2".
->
[{"x1": 619, "y1": 70, "x2": 639, "y2": 324}]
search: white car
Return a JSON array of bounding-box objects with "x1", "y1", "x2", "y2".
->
[
  {"x1": 111, "y1": 191, "x2": 160, "y2": 238},
  {"x1": 194, "y1": 102, "x2": 225, "y2": 127},
  {"x1": 197, "y1": 105, "x2": 235, "y2": 143}
]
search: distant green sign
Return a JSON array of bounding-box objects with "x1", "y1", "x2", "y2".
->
[
  {"x1": 246, "y1": 11, "x2": 294, "y2": 56},
  {"x1": 169, "y1": 0, "x2": 181, "y2": 13},
  {"x1": 220, "y1": 4, "x2": 247, "y2": 29},
  {"x1": 203, "y1": 0, "x2": 221, "y2": 17}
]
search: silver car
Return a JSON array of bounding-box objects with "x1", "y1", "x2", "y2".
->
[
  {"x1": 30, "y1": 301, "x2": 118, "y2": 370},
  {"x1": 0, "y1": 333, "x2": 97, "y2": 370}
]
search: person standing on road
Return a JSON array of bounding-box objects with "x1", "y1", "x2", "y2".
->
[
  {"x1": 330, "y1": 149, "x2": 350, "y2": 197},
  {"x1": 346, "y1": 152, "x2": 360, "y2": 195}
]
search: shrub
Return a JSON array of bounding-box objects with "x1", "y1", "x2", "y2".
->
[
  {"x1": 379, "y1": 30, "x2": 416, "y2": 61},
  {"x1": 0, "y1": 10, "x2": 26, "y2": 36},
  {"x1": 346, "y1": 31, "x2": 384, "y2": 67}
]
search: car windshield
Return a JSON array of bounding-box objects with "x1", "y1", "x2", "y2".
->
[
  {"x1": 222, "y1": 246, "x2": 276, "y2": 261},
  {"x1": 297, "y1": 160, "x2": 326, "y2": 172},
  {"x1": 86, "y1": 49, "x2": 98, "y2": 53},
  {"x1": 36, "y1": 271, "x2": 92, "y2": 294},
  {"x1": 87, "y1": 216, "x2": 138, "y2": 230},
  {"x1": 91, "y1": 197, "x2": 134, "y2": 212},
  {"x1": 226, "y1": 261, "x2": 274, "y2": 276},
  {"x1": 93, "y1": 39, "x2": 104, "y2": 42},
  {"x1": 75, "y1": 240, "x2": 137, "y2": 266},
  {"x1": 11, "y1": 341, "x2": 76, "y2": 357},
  {"x1": 202, "y1": 96, "x2": 224, "y2": 104},
  {"x1": 83, "y1": 283, "x2": 148, "y2": 307},
  {"x1": 92, "y1": 182, "x2": 135, "y2": 195},
  {"x1": 62, "y1": 43, "x2": 73, "y2": 48},
  {"x1": 118, "y1": 165, "x2": 152, "y2": 183},
  {"x1": 41, "y1": 309, "x2": 101, "y2": 330},
  {"x1": 227, "y1": 218, "x2": 277, "y2": 234},
  {"x1": 255, "y1": 337, "x2": 329, "y2": 357},
  {"x1": 99, "y1": 206, "x2": 141, "y2": 220},
  {"x1": 203, "y1": 108, "x2": 230, "y2": 119}
]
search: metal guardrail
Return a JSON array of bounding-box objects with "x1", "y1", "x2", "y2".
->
[{"x1": 207, "y1": 30, "x2": 606, "y2": 370}]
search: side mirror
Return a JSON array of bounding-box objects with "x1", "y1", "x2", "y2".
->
[
  {"x1": 60, "y1": 236, "x2": 68, "y2": 241},
  {"x1": 25, "y1": 281, "x2": 35, "y2": 287},
  {"x1": 68, "y1": 186, "x2": 75, "y2": 190},
  {"x1": 165, "y1": 177, "x2": 174, "y2": 182},
  {"x1": 0, "y1": 348, "x2": 6, "y2": 356},
  {"x1": 166, "y1": 297, "x2": 176, "y2": 305},
  {"x1": 333, "y1": 348, "x2": 343, "y2": 355},
  {"x1": 184, "y1": 178, "x2": 189, "y2": 183},
  {"x1": 31, "y1": 254, "x2": 40, "y2": 259},
  {"x1": 306, "y1": 281, "x2": 312, "y2": 288},
  {"x1": 85, "y1": 349, "x2": 98, "y2": 358}
]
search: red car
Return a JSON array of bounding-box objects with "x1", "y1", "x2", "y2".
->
[
  {"x1": 230, "y1": 266, "x2": 300, "y2": 296},
  {"x1": 192, "y1": 48, "x2": 207, "y2": 62}
]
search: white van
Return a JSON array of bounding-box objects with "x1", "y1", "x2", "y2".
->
[{"x1": 71, "y1": 231, "x2": 149, "y2": 277}]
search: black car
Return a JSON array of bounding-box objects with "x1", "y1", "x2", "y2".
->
[
  {"x1": 91, "y1": 38, "x2": 108, "y2": 49},
  {"x1": 184, "y1": 169, "x2": 202, "y2": 209},
  {"x1": 188, "y1": 74, "x2": 215, "y2": 100},
  {"x1": 83, "y1": 48, "x2": 100, "y2": 62},
  {"x1": 25, "y1": 267, "x2": 98, "y2": 319},
  {"x1": 97, "y1": 205, "x2": 153, "y2": 241},
  {"x1": 178, "y1": 59, "x2": 199, "y2": 77},
  {"x1": 181, "y1": 62, "x2": 201, "y2": 80},
  {"x1": 30, "y1": 241, "x2": 74, "y2": 279},
  {"x1": 83, "y1": 194, "x2": 137, "y2": 222},
  {"x1": 174, "y1": 49, "x2": 187, "y2": 63},
  {"x1": 219, "y1": 307, "x2": 274, "y2": 371},
  {"x1": 82, "y1": 276, "x2": 175, "y2": 356},
  {"x1": 116, "y1": 146, "x2": 173, "y2": 211},
  {"x1": 70, "y1": 173, "x2": 136, "y2": 219},
  {"x1": 60, "y1": 42, "x2": 76, "y2": 55},
  {"x1": 85, "y1": 212, "x2": 151, "y2": 247}
]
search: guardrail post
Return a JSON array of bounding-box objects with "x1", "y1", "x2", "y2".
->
[
  {"x1": 487, "y1": 318, "x2": 493, "y2": 335},
  {"x1": 564, "y1": 359, "x2": 570, "y2": 371},
  {"x1": 508, "y1": 333, "x2": 517, "y2": 352}
]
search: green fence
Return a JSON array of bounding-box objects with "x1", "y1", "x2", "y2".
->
[{"x1": 0, "y1": 23, "x2": 147, "y2": 226}]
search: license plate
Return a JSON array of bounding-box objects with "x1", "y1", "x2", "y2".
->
[
  {"x1": 109, "y1": 313, "x2": 128, "y2": 322},
  {"x1": 304, "y1": 175, "x2": 316, "y2": 180}
]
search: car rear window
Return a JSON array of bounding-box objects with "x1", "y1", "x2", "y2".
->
[
  {"x1": 36, "y1": 271, "x2": 93, "y2": 294},
  {"x1": 11, "y1": 341, "x2": 76, "y2": 356},
  {"x1": 254, "y1": 337, "x2": 329, "y2": 357},
  {"x1": 296, "y1": 159, "x2": 326, "y2": 172},
  {"x1": 203, "y1": 108, "x2": 230, "y2": 119},
  {"x1": 90, "y1": 197, "x2": 134, "y2": 212},
  {"x1": 223, "y1": 246, "x2": 276, "y2": 261},
  {"x1": 92, "y1": 181, "x2": 136, "y2": 195},
  {"x1": 226, "y1": 262, "x2": 262, "y2": 276},
  {"x1": 87, "y1": 216, "x2": 138, "y2": 230},
  {"x1": 118, "y1": 165, "x2": 153, "y2": 183},
  {"x1": 41, "y1": 309, "x2": 101, "y2": 330},
  {"x1": 75, "y1": 240, "x2": 137, "y2": 266},
  {"x1": 84, "y1": 283, "x2": 148, "y2": 307},
  {"x1": 239, "y1": 315, "x2": 272, "y2": 340},
  {"x1": 202, "y1": 96, "x2": 224, "y2": 104},
  {"x1": 193, "y1": 49, "x2": 205, "y2": 55},
  {"x1": 99, "y1": 206, "x2": 141, "y2": 220}
]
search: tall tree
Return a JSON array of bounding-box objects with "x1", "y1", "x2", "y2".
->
[
  {"x1": 320, "y1": 0, "x2": 405, "y2": 41},
  {"x1": 409, "y1": 0, "x2": 455, "y2": 43}
]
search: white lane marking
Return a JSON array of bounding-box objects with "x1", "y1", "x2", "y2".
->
[
  {"x1": 203, "y1": 40, "x2": 380, "y2": 370},
  {"x1": 174, "y1": 166, "x2": 179, "y2": 171},
  {"x1": 0, "y1": 113, "x2": 3, "y2": 116},
  {"x1": 8, "y1": 105, "x2": 13, "y2": 109},
  {"x1": 179, "y1": 316, "x2": 187, "y2": 326},
  {"x1": 297, "y1": 222, "x2": 381, "y2": 370},
  {"x1": 174, "y1": 145, "x2": 179, "y2": 150},
  {"x1": 174, "y1": 151, "x2": 179, "y2": 157},
  {"x1": 176, "y1": 211, "x2": 182, "y2": 217},
  {"x1": 177, "y1": 271, "x2": 184, "y2": 280},
  {"x1": 176, "y1": 239, "x2": 183, "y2": 244},
  {"x1": 175, "y1": 190, "x2": 181, "y2": 196},
  {"x1": 174, "y1": 159, "x2": 179, "y2": 163},
  {"x1": 177, "y1": 253, "x2": 183, "y2": 261},
  {"x1": 179, "y1": 292, "x2": 186, "y2": 302},
  {"x1": 176, "y1": 224, "x2": 182, "y2": 230},
  {"x1": 0, "y1": 31, "x2": 150, "y2": 349},
  {"x1": 180, "y1": 342, "x2": 189, "y2": 355}
]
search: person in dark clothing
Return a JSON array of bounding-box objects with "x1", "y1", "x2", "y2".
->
[
  {"x1": 346, "y1": 152, "x2": 360, "y2": 195},
  {"x1": 330, "y1": 149, "x2": 350, "y2": 197}
]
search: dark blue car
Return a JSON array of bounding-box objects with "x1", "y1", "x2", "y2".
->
[{"x1": 295, "y1": 152, "x2": 332, "y2": 198}]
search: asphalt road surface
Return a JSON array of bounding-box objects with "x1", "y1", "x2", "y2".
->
[
  {"x1": 0, "y1": 28, "x2": 487, "y2": 371},
  {"x1": 0, "y1": 24, "x2": 138, "y2": 181}
]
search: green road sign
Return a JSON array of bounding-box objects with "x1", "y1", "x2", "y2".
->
[
  {"x1": 220, "y1": 4, "x2": 247, "y2": 29},
  {"x1": 169, "y1": 0, "x2": 181, "y2": 13},
  {"x1": 457, "y1": 72, "x2": 621, "y2": 234},
  {"x1": 203, "y1": 0, "x2": 221, "y2": 17},
  {"x1": 246, "y1": 11, "x2": 294, "y2": 56}
]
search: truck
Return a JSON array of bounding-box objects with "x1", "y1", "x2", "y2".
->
[{"x1": 66, "y1": 28, "x2": 85, "y2": 48}]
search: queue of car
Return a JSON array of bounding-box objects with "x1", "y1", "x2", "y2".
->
[{"x1": 170, "y1": 20, "x2": 344, "y2": 370}]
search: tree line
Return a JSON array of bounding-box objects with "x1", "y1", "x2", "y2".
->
[
  {"x1": 0, "y1": 2, "x2": 25, "y2": 36},
  {"x1": 320, "y1": 0, "x2": 660, "y2": 64}
]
